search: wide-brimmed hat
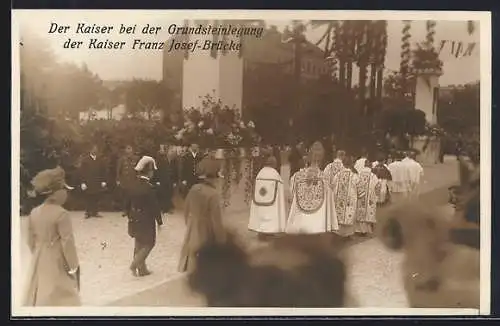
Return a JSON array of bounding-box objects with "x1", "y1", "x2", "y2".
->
[{"x1": 31, "y1": 166, "x2": 74, "y2": 195}]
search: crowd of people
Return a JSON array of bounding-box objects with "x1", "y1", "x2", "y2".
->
[
  {"x1": 22, "y1": 139, "x2": 428, "y2": 307},
  {"x1": 248, "y1": 141, "x2": 424, "y2": 241}
]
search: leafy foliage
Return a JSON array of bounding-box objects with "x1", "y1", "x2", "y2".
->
[
  {"x1": 412, "y1": 45, "x2": 443, "y2": 73},
  {"x1": 174, "y1": 93, "x2": 260, "y2": 148},
  {"x1": 438, "y1": 83, "x2": 480, "y2": 135},
  {"x1": 124, "y1": 79, "x2": 172, "y2": 120},
  {"x1": 379, "y1": 107, "x2": 427, "y2": 137}
]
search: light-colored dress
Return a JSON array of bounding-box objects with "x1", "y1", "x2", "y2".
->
[
  {"x1": 286, "y1": 167, "x2": 338, "y2": 234},
  {"x1": 23, "y1": 203, "x2": 80, "y2": 306},
  {"x1": 248, "y1": 167, "x2": 287, "y2": 234}
]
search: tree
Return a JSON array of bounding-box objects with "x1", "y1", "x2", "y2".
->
[
  {"x1": 379, "y1": 107, "x2": 426, "y2": 149},
  {"x1": 124, "y1": 79, "x2": 172, "y2": 120},
  {"x1": 438, "y1": 82, "x2": 480, "y2": 135},
  {"x1": 20, "y1": 31, "x2": 58, "y2": 114},
  {"x1": 44, "y1": 63, "x2": 105, "y2": 119}
]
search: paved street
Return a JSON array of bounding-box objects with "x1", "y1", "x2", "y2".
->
[{"x1": 18, "y1": 156, "x2": 459, "y2": 307}]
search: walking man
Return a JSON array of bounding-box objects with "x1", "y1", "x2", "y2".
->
[
  {"x1": 401, "y1": 151, "x2": 424, "y2": 199},
  {"x1": 127, "y1": 156, "x2": 163, "y2": 277},
  {"x1": 387, "y1": 152, "x2": 407, "y2": 203}
]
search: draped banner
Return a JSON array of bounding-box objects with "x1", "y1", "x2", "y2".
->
[{"x1": 437, "y1": 40, "x2": 477, "y2": 58}]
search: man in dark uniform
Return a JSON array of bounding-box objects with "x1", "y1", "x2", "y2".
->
[
  {"x1": 288, "y1": 142, "x2": 305, "y2": 178},
  {"x1": 153, "y1": 145, "x2": 178, "y2": 215},
  {"x1": 116, "y1": 144, "x2": 139, "y2": 217},
  {"x1": 80, "y1": 145, "x2": 107, "y2": 218},
  {"x1": 180, "y1": 142, "x2": 204, "y2": 198},
  {"x1": 126, "y1": 156, "x2": 163, "y2": 277}
]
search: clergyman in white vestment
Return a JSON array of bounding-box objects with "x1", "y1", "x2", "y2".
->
[
  {"x1": 387, "y1": 152, "x2": 407, "y2": 203},
  {"x1": 248, "y1": 157, "x2": 287, "y2": 238},
  {"x1": 324, "y1": 150, "x2": 346, "y2": 184},
  {"x1": 330, "y1": 156, "x2": 361, "y2": 237},
  {"x1": 354, "y1": 150, "x2": 368, "y2": 174},
  {"x1": 354, "y1": 162, "x2": 380, "y2": 235},
  {"x1": 286, "y1": 141, "x2": 338, "y2": 234},
  {"x1": 401, "y1": 152, "x2": 424, "y2": 199}
]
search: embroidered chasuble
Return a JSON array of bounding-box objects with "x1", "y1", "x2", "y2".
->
[{"x1": 286, "y1": 167, "x2": 338, "y2": 234}]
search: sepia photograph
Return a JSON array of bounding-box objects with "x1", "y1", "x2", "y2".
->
[{"x1": 11, "y1": 10, "x2": 491, "y2": 316}]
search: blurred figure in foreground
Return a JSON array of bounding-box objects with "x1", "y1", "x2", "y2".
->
[
  {"x1": 187, "y1": 233, "x2": 348, "y2": 307},
  {"x1": 127, "y1": 156, "x2": 162, "y2": 277},
  {"x1": 377, "y1": 157, "x2": 480, "y2": 308},
  {"x1": 24, "y1": 167, "x2": 80, "y2": 306},
  {"x1": 178, "y1": 157, "x2": 226, "y2": 273},
  {"x1": 248, "y1": 156, "x2": 287, "y2": 241}
]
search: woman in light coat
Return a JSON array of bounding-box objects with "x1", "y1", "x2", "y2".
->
[{"x1": 23, "y1": 167, "x2": 80, "y2": 306}]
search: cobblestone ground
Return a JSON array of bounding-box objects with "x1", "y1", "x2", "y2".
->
[{"x1": 18, "y1": 156, "x2": 459, "y2": 307}]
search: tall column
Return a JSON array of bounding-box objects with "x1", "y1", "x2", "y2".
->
[
  {"x1": 414, "y1": 71, "x2": 441, "y2": 124},
  {"x1": 412, "y1": 69, "x2": 442, "y2": 164},
  {"x1": 182, "y1": 20, "x2": 244, "y2": 114}
]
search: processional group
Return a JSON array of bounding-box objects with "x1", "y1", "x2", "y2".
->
[{"x1": 248, "y1": 141, "x2": 423, "y2": 240}]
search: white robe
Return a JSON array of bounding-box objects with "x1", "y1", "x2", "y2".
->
[
  {"x1": 248, "y1": 167, "x2": 287, "y2": 234},
  {"x1": 354, "y1": 157, "x2": 367, "y2": 174},
  {"x1": 355, "y1": 167, "x2": 379, "y2": 229},
  {"x1": 331, "y1": 168, "x2": 360, "y2": 236},
  {"x1": 286, "y1": 167, "x2": 338, "y2": 234},
  {"x1": 401, "y1": 157, "x2": 424, "y2": 199},
  {"x1": 387, "y1": 160, "x2": 407, "y2": 196}
]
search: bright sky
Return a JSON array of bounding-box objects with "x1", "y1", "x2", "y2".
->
[{"x1": 14, "y1": 10, "x2": 482, "y2": 86}]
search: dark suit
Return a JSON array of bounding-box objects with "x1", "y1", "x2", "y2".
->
[
  {"x1": 80, "y1": 154, "x2": 106, "y2": 216},
  {"x1": 126, "y1": 176, "x2": 162, "y2": 274},
  {"x1": 153, "y1": 156, "x2": 178, "y2": 213},
  {"x1": 180, "y1": 151, "x2": 204, "y2": 198},
  {"x1": 288, "y1": 148, "x2": 304, "y2": 177},
  {"x1": 116, "y1": 154, "x2": 139, "y2": 213}
]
